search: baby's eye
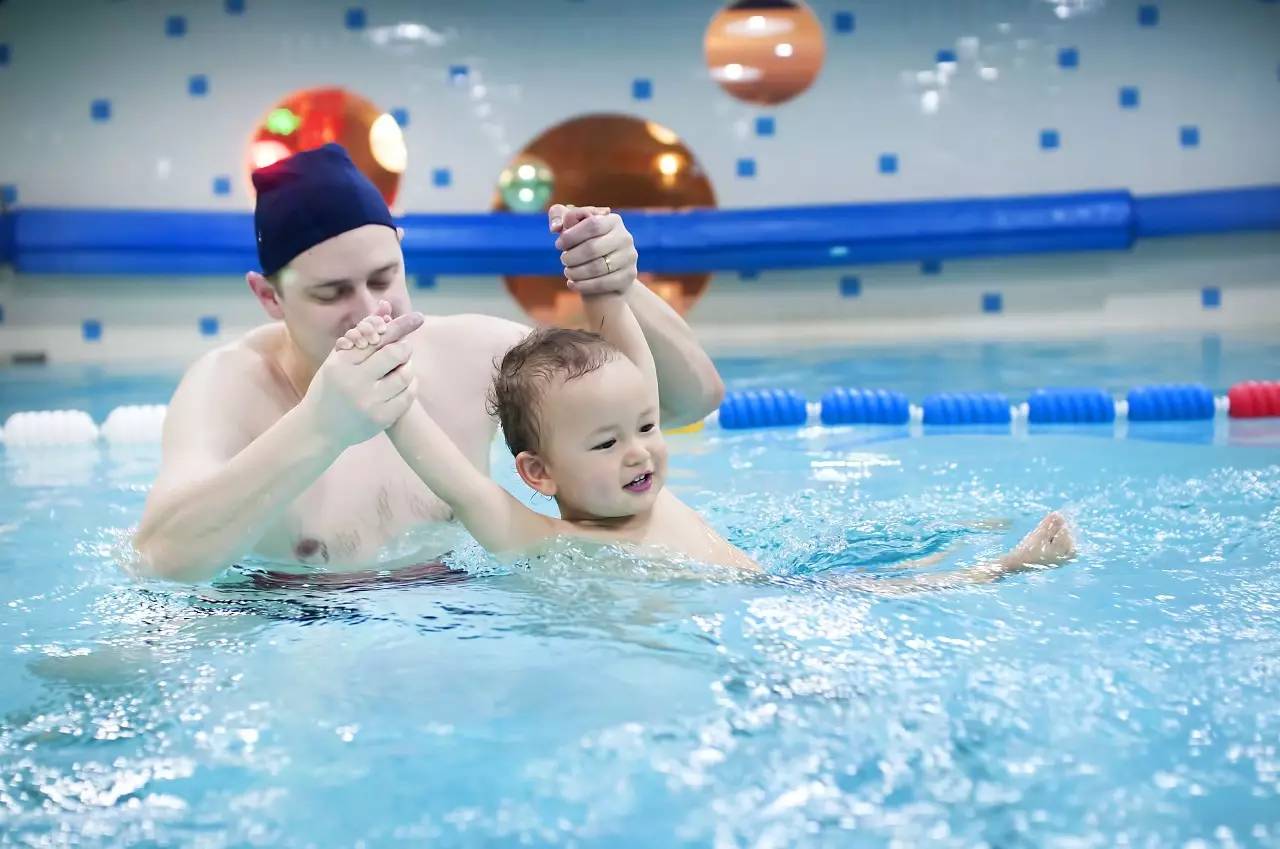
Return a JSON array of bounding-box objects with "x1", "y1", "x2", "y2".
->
[
  {"x1": 592, "y1": 438, "x2": 616, "y2": 451},
  {"x1": 639, "y1": 423, "x2": 655, "y2": 433}
]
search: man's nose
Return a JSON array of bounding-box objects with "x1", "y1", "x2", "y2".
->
[{"x1": 356, "y1": 286, "x2": 381, "y2": 318}]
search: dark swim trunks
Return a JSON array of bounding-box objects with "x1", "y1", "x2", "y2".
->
[{"x1": 245, "y1": 557, "x2": 469, "y2": 590}]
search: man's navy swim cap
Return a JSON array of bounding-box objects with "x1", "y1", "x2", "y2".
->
[{"x1": 252, "y1": 143, "x2": 395, "y2": 277}]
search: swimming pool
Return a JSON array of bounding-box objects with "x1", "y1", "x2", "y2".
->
[{"x1": 2, "y1": 335, "x2": 1279, "y2": 847}]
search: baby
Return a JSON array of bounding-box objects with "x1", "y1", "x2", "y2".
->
[{"x1": 337, "y1": 297, "x2": 1074, "y2": 589}]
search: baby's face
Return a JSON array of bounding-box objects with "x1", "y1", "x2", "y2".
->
[{"x1": 537, "y1": 356, "x2": 668, "y2": 520}]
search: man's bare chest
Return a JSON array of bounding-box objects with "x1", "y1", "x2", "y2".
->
[{"x1": 255, "y1": 411, "x2": 493, "y2": 568}]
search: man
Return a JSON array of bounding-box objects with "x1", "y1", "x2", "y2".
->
[{"x1": 131, "y1": 144, "x2": 724, "y2": 582}]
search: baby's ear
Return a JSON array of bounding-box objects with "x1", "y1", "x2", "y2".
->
[{"x1": 514, "y1": 451, "x2": 556, "y2": 497}]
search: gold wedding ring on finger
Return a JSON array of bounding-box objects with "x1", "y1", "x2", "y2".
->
[{"x1": 603, "y1": 252, "x2": 614, "y2": 274}]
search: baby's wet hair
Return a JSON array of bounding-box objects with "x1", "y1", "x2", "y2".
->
[{"x1": 489, "y1": 328, "x2": 619, "y2": 456}]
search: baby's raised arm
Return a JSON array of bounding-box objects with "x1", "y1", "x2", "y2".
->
[
  {"x1": 579, "y1": 290, "x2": 660, "y2": 411},
  {"x1": 336, "y1": 316, "x2": 556, "y2": 556}
]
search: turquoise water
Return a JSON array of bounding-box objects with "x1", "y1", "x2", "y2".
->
[{"x1": 2, "y1": 337, "x2": 1279, "y2": 847}]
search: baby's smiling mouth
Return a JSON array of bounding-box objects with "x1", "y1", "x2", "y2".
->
[{"x1": 623, "y1": 472, "x2": 653, "y2": 492}]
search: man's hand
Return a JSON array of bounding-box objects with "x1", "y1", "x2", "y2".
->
[
  {"x1": 548, "y1": 204, "x2": 639, "y2": 297},
  {"x1": 299, "y1": 300, "x2": 423, "y2": 448}
]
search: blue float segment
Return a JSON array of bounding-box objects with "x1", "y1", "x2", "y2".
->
[
  {"x1": 0, "y1": 209, "x2": 12, "y2": 265},
  {"x1": 1134, "y1": 186, "x2": 1280, "y2": 237},
  {"x1": 15, "y1": 186, "x2": 1280, "y2": 276},
  {"x1": 1127, "y1": 383, "x2": 1214, "y2": 421},
  {"x1": 718, "y1": 389, "x2": 807, "y2": 430},
  {"x1": 922, "y1": 393, "x2": 1011, "y2": 425},
  {"x1": 1027, "y1": 388, "x2": 1115, "y2": 424},
  {"x1": 820, "y1": 388, "x2": 909, "y2": 426}
]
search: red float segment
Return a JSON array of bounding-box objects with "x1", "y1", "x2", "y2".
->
[{"x1": 1228, "y1": 381, "x2": 1280, "y2": 418}]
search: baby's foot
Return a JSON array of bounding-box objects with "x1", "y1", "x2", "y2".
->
[{"x1": 1006, "y1": 511, "x2": 1076, "y2": 567}]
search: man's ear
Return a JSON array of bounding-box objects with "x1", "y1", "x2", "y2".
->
[
  {"x1": 514, "y1": 450, "x2": 557, "y2": 497},
  {"x1": 247, "y1": 271, "x2": 285, "y2": 321}
]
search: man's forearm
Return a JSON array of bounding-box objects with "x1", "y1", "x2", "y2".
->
[
  {"x1": 132, "y1": 405, "x2": 343, "y2": 582},
  {"x1": 624, "y1": 283, "x2": 724, "y2": 427}
]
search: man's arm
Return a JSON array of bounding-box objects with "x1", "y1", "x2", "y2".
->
[
  {"x1": 624, "y1": 282, "x2": 722, "y2": 427},
  {"x1": 132, "y1": 363, "x2": 344, "y2": 582},
  {"x1": 132, "y1": 313, "x2": 422, "y2": 582},
  {"x1": 551, "y1": 206, "x2": 724, "y2": 428}
]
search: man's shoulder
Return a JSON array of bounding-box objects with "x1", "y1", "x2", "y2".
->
[
  {"x1": 179, "y1": 325, "x2": 281, "y2": 397},
  {"x1": 420, "y1": 313, "x2": 529, "y2": 356}
]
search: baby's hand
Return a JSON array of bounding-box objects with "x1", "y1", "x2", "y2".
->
[
  {"x1": 333, "y1": 300, "x2": 421, "y2": 364},
  {"x1": 335, "y1": 314, "x2": 389, "y2": 352},
  {"x1": 548, "y1": 203, "x2": 611, "y2": 234}
]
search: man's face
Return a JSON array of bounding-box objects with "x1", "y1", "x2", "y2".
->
[{"x1": 275, "y1": 224, "x2": 412, "y2": 364}]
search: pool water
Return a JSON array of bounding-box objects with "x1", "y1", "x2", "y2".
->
[{"x1": 2, "y1": 336, "x2": 1279, "y2": 848}]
